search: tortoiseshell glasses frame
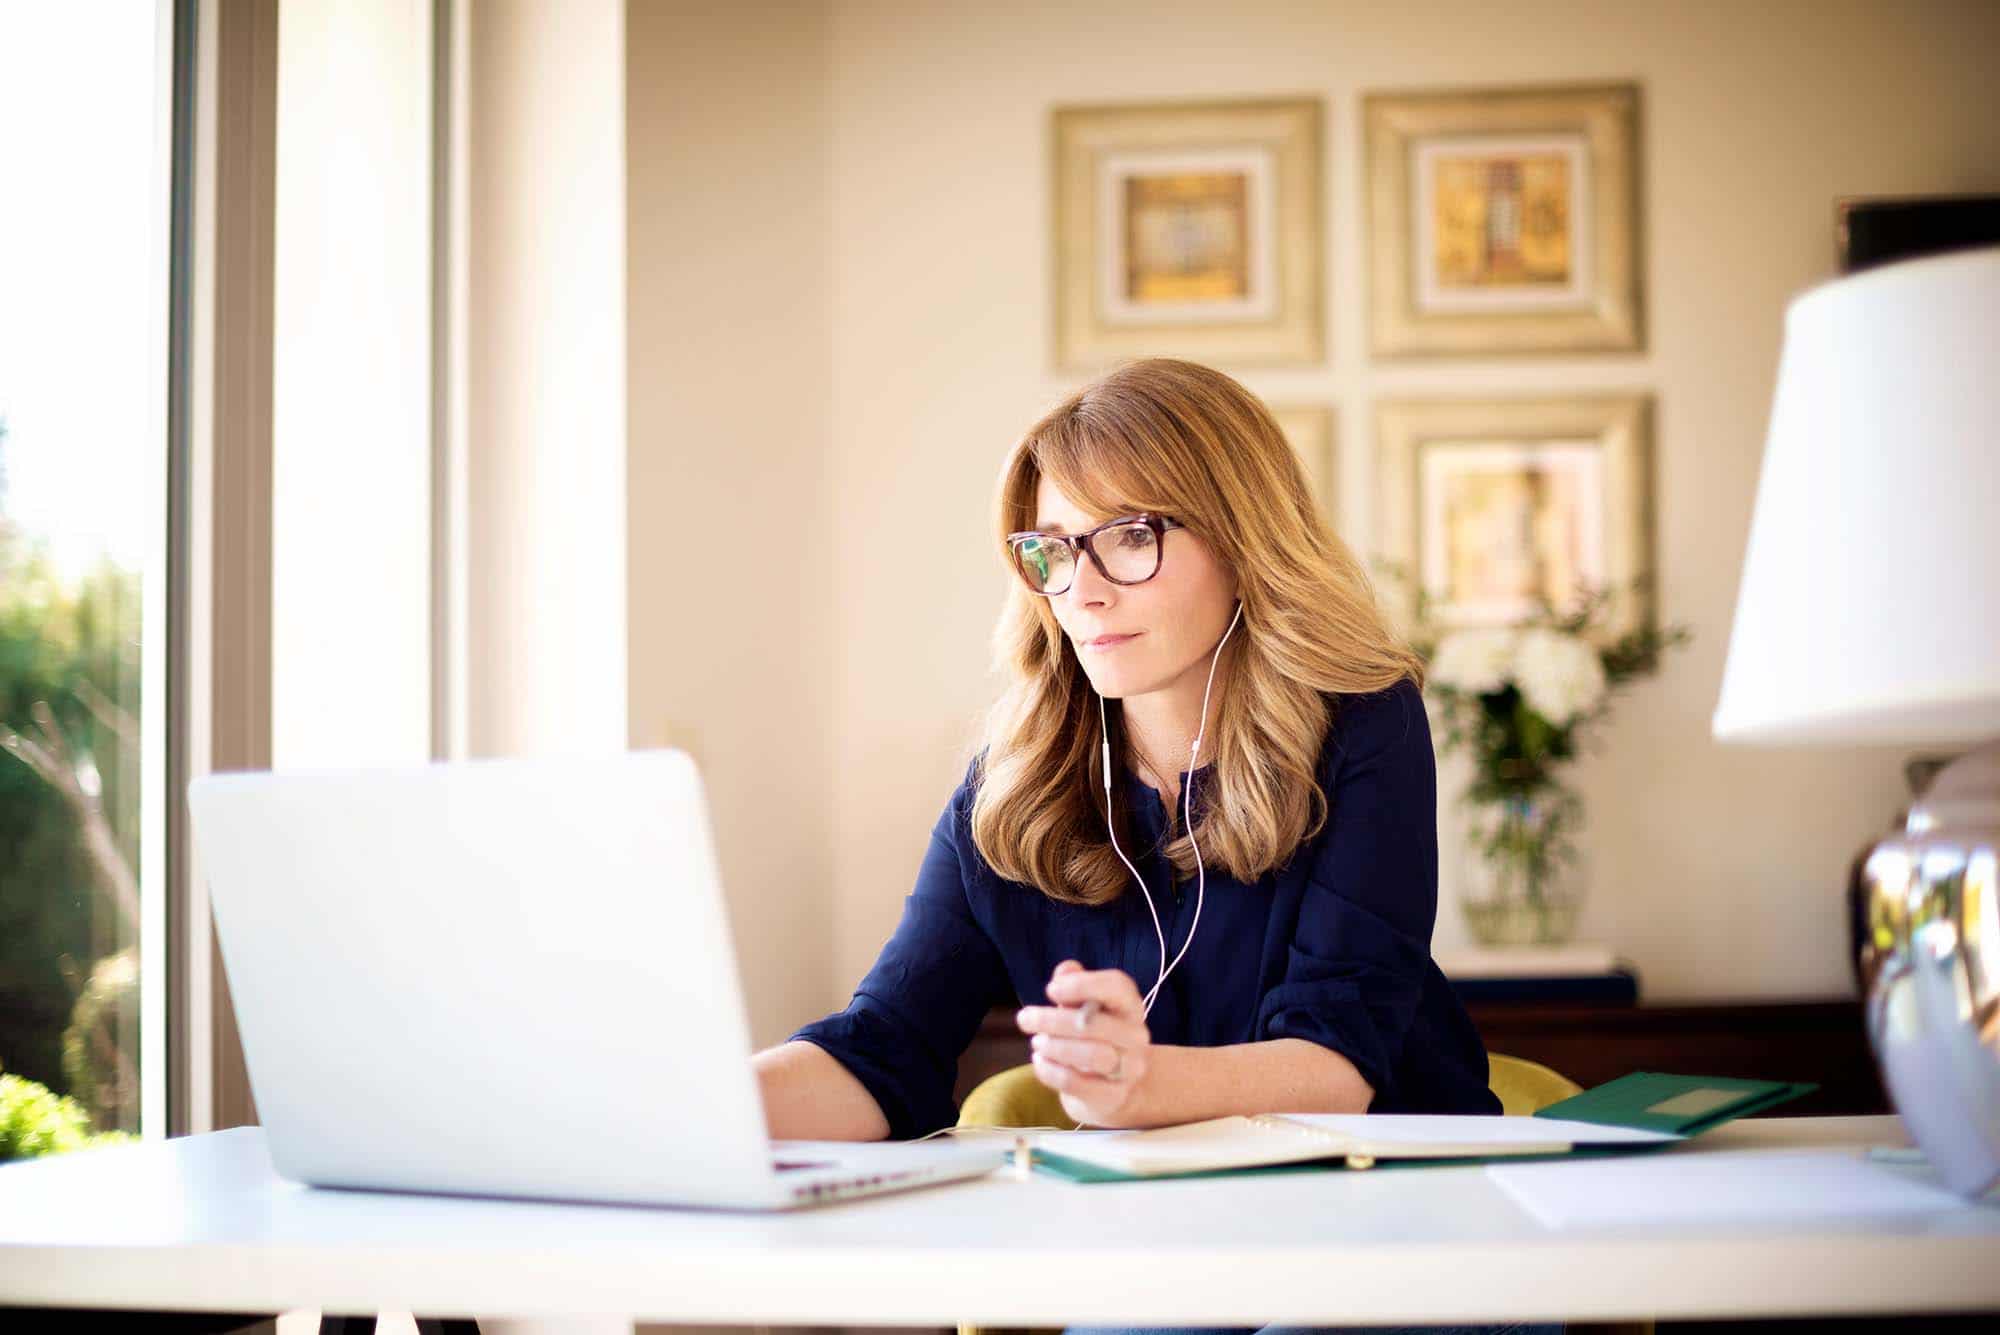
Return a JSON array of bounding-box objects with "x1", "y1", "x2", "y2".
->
[{"x1": 1004, "y1": 512, "x2": 1185, "y2": 596}]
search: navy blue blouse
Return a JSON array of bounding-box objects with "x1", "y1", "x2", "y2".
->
[{"x1": 791, "y1": 678, "x2": 1500, "y2": 1139}]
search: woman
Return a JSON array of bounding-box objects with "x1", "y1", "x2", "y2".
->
[
  {"x1": 756, "y1": 354, "x2": 1496, "y2": 1131},
  {"x1": 752, "y1": 359, "x2": 1549, "y2": 1334}
]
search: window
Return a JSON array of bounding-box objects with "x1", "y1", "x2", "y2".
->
[{"x1": 0, "y1": 2, "x2": 173, "y2": 1154}]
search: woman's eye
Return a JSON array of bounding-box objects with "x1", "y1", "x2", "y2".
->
[{"x1": 1115, "y1": 525, "x2": 1151, "y2": 548}]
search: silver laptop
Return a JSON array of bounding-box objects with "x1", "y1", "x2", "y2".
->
[{"x1": 187, "y1": 749, "x2": 1005, "y2": 1210}]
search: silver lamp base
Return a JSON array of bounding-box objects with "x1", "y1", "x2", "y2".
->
[{"x1": 1859, "y1": 738, "x2": 2000, "y2": 1198}]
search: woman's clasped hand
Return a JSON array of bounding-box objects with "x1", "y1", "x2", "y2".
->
[{"x1": 1015, "y1": 959, "x2": 1153, "y2": 1126}]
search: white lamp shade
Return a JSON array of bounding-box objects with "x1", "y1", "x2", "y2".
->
[{"x1": 1713, "y1": 246, "x2": 2000, "y2": 746}]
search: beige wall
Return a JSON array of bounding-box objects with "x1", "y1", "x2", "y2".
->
[
  {"x1": 627, "y1": 0, "x2": 2000, "y2": 1036},
  {"x1": 625, "y1": 1, "x2": 835, "y2": 1046}
]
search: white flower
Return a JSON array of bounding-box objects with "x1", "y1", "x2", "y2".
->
[
  {"x1": 1429, "y1": 628, "x2": 1516, "y2": 695},
  {"x1": 1513, "y1": 627, "x2": 1608, "y2": 725}
]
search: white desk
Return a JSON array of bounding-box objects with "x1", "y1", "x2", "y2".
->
[{"x1": 2, "y1": 1116, "x2": 1997, "y2": 1330}]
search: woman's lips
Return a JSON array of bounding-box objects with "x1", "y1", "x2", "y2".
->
[{"x1": 1084, "y1": 633, "x2": 1141, "y2": 651}]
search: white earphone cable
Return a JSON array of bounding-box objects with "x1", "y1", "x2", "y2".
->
[
  {"x1": 1098, "y1": 599, "x2": 1243, "y2": 1019},
  {"x1": 1101, "y1": 696, "x2": 1169, "y2": 1014}
]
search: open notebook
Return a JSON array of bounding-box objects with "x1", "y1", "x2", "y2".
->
[{"x1": 1005, "y1": 1072, "x2": 1818, "y2": 1183}]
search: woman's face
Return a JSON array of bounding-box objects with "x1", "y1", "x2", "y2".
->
[{"x1": 1033, "y1": 474, "x2": 1239, "y2": 703}]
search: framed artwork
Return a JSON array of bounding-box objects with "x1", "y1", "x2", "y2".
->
[
  {"x1": 1270, "y1": 404, "x2": 1337, "y2": 528},
  {"x1": 1834, "y1": 192, "x2": 2000, "y2": 273},
  {"x1": 1375, "y1": 395, "x2": 1654, "y2": 643},
  {"x1": 1364, "y1": 83, "x2": 1643, "y2": 356},
  {"x1": 1053, "y1": 97, "x2": 1322, "y2": 369}
]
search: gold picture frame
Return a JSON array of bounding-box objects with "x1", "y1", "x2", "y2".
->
[
  {"x1": 1365, "y1": 82, "x2": 1643, "y2": 357},
  {"x1": 1270, "y1": 404, "x2": 1337, "y2": 529},
  {"x1": 1376, "y1": 395, "x2": 1654, "y2": 644},
  {"x1": 1053, "y1": 97, "x2": 1323, "y2": 370}
]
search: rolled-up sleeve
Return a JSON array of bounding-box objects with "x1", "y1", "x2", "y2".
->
[
  {"x1": 1254, "y1": 681, "x2": 1438, "y2": 1107},
  {"x1": 789, "y1": 777, "x2": 1011, "y2": 1139}
]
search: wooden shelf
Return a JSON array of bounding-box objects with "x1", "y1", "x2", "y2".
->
[{"x1": 1470, "y1": 996, "x2": 1889, "y2": 1116}]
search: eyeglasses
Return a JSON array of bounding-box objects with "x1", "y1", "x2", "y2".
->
[{"x1": 1005, "y1": 513, "x2": 1184, "y2": 596}]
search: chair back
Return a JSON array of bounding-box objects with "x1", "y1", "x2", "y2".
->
[
  {"x1": 1487, "y1": 1052, "x2": 1584, "y2": 1115},
  {"x1": 957, "y1": 1064, "x2": 1076, "y2": 1131}
]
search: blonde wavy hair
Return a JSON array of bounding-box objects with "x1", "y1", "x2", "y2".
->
[{"x1": 969, "y1": 358, "x2": 1424, "y2": 906}]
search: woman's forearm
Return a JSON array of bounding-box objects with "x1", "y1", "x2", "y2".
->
[
  {"x1": 751, "y1": 1040, "x2": 892, "y2": 1141},
  {"x1": 1118, "y1": 1038, "x2": 1375, "y2": 1128}
]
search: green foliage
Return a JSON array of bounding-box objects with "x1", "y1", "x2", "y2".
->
[
  {"x1": 1458, "y1": 685, "x2": 1578, "y2": 801},
  {"x1": 0, "y1": 1069, "x2": 136, "y2": 1162},
  {"x1": 1560, "y1": 594, "x2": 1694, "y2": 694},
  {"x1": 0, "y1": 418, "x2": 144, "y2": 1128},
  {"x1": 62, "y1": 946, "x2": 139, "y2": 1129}
]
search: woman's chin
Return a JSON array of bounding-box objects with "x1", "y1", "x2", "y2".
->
[{"x1": 1082, "y1": 665, "x2": 1164, "y2": 701}]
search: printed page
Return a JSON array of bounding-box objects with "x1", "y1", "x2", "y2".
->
[
  {"x1": 1278, "y1": 1113, "x2": 1678, "y2": 1150},
  {"x1": 1033, "y1": 1115, "x2": 1353, "y2": 1175}
]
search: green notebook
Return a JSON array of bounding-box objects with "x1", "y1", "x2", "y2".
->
[
  {"x1": 1532, "y1": 1071, "x2": 1820, "y2": 1137},
  {"x1": 1029, "y1": 1071, "x2": 1818, "y2": 1184}
]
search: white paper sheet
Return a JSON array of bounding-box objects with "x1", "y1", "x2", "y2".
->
[
  {"x1": 1487, "y1": 1148, "x2": 1979, "y2": 1229},
  {"x1": 1007, "y1": 1113, "x2": 1682, "y2": 1176},
  {"x1": 1282, "y1": 1113, "x2": 1679, "y2": 1147}
]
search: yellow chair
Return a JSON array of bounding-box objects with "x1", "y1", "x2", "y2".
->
[
  {"x1": 1487, "y1": 1051, "x2": 1583, "y2": 1114},
  {"x1": 955, "y1": 1054, "x2": 1651, "y2": 1335},
  {"x1": 955, "y1": 1062, "x2": 1079, "y2": 1133}
]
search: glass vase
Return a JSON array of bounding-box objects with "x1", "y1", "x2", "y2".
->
[{"x1": 1459, "y1": 785, "x2": 1585, "y2": 946}]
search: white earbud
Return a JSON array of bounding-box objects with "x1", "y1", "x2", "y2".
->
[{"x1": 1098, "y1": 599, "x2": 1243, "y2": 1019}]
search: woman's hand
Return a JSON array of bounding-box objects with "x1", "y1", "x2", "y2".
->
[{"x1": 1015, "y1": 959, "x2": 1152, "y2": 1126}]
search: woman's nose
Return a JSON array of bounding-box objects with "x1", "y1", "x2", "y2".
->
[{"x1": 1064, "y1": 547, "x2": 1116, "y2": 606}]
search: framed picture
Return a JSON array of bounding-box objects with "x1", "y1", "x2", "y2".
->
[
  {"x1": 1375, "y1": 395, "x2": 1654, "y2": 643},
  {"x1": 1834, "y1": 192, "x2": 2000, "y2": 273},
  {"x1": 1053, "y1": 97, "x2": 1322, "y2": 369},
  {"x1": 1364, "y1": 83, "x2": 1642, "y2": 356},
  {"x1": 1270, "y1": 404, "x2": 1337, "y2": 528}
]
